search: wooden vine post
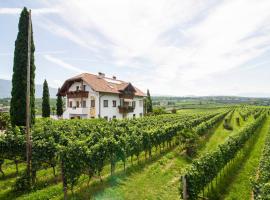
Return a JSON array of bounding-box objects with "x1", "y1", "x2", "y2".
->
[
  {"x1": 61, "y1": 160, "x2": 68, "y2": 200},
  {"x1": 182, "y1": 175, "x2": 188, "y2": 200},
  {"x1": 25, "y1": 9, "x2": 32, "y2": 181}
]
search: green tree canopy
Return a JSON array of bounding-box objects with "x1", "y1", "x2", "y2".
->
[
  {"x1": 146, "y1": 89, "x2": 153, "y2": 113},
  {"x1": 56, "y1": 91, "x2": 64, "y2": 117},
  {"x1": 42, "y1": 79, "x2": 50, "y2": 117},
  {"x1": 10, "y1": 7, "x2": 35, "y2": 127}
]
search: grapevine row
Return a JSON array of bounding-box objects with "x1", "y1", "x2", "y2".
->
[
  {"x1": 0, "y1": 110, "x2": 228, "y2": 192},
  {"x1": 182, "y1": 113, "x2": 266, "y2": 199},
  {"x1": 193, "y1": 112, "x2": 228, "y2": 135},
  {"x1": 252, "y1": 125, "x2": 270, "y2": 199}
]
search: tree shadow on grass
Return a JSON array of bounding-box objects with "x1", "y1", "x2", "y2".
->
[
  {"x1": 0, "y1": 170, "x2": 62, "y2": 200},
  {"x1": 0, "y1": 171, "x2": 18, "y2": 181}
]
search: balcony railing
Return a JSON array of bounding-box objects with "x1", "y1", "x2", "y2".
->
[
  {"x1": 67, "y1": 90, "x2": 89, "y2": 98},
  {"x1": 118, "y1": 106, "x2": 134, "y2": 113}
]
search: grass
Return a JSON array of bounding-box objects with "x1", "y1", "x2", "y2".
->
[
  {"x1": 77, "y1": 147, "x2": 190, "y2": 200},
  {"x1": 197, "y1": 110, "x2": 252, "y2": 155}
]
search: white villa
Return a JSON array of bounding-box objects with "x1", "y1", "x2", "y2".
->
[{"x1": 58, "y1": 72, "x2": 145, "y2": 120}]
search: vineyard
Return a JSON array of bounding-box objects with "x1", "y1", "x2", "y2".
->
[{"x1": 0, "y1": 106, "x2": 270, "y2": 199}]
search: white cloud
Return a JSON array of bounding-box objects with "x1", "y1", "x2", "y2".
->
[
  {"x1": 38, "y1": 0, "x2": 270, "y2": 95},
  {"x1": 51, "y1": 80, "x2": 62, "y2": 88},
  {"x1": 43, "y1": 54, "x2": 84, "y2": 73},
  {"x1": 0, "y1": 7, "x2": 59, "y2": 15}
]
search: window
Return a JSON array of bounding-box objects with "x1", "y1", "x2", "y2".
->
[
  {"x1": 104, "y1": 116, "x2": 108, "y2": 121},
  {"x1": 132, "y1": 101, "x2": 136, "y2": 108},
  {"x1": 112, "y1": 100, "x2": 117, "y2": 107},
  {"x1": 104, "y1": 100, "x2": 108, "y2": 107},
  {"x1": 76, "y1": 101, "x2": 80, "y2": 108},
  {"x1": 69, "y1": 101, "x2": 72, "y2": 108},
  {"x1": 139, "y1": 100, "x2": 143, "y2": 107},
  {"x1": 140, "y1": 113, "x2": 143, "y2": 117},
  {"x1": 120, "y1": 98, "x2": 124, "y2": 107},
  {"x1": 133, "y1": 114, "x2": 136, "y2": 118},
  {"x1": 82, "y1": 85, "x2": 86, "y2": 91},
  {"x1": 76, "y1": 86, "x2": 79, "y2": 91},
  {"x1": 113, "y1": 115, "x2": 116, "y2": 119},
  {"x1": 91, "y1": 99, "x2": 95, "y2": 108},
  {"x1": 82, "y1": 100, "x2": 86, "y2": 108}
]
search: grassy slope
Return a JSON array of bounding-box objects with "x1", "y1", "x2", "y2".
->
[{"x1": 222, "y1": 116, "x2": 270, "y2": 200}]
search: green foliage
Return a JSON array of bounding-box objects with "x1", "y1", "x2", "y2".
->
[
  {"x1": 223, "y1": 110, "x2": 234, "y2": 130},
  {"x1": 0, "y1": 110, "x2": 224, "y2": 192},
  {"x1": 193, "y1": 111, "x2": 228, "y2": 135},
  {"x1": 180, "y1": 131, "x2": 199, "y2": 157},
  {"x1": 236, "y1": 117, "x2": 240, "y2": 126},
  {"x1": 252, "y1": 126, "x2": 270, "y2": 199},
  {"x1": 0, "y1": 112, "x2": 10, "y2": 130},
  {"x1": 171, "y1": 108, "x2": 177, "y2": 114},
  {"x1": 146, "y1": 89, "x2": 153, "y2": 113},
  {"x1": 13, "y1": 171, "x2": 31, "y2": 192},
  {"x1": 56, "y1": 94, "x2": 63, "y2": 117},
  {"x1": 151, "y1": 107, "x2": 167, "y2": 115},
  {"x1": 42, "y1": 80, "x2": 50, "y2": 117},
  {"x1": 10, "y1": 7, "x2": 35, "y2": 127}
]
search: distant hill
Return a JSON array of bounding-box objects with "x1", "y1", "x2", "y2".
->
[{"x1": 0, "y1": 79, "x2": 58, "y2": 98}]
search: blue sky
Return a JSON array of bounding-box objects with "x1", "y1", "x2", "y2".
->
[{"x1": 1, "y1": 0, "x2": 270, "y2": 97}]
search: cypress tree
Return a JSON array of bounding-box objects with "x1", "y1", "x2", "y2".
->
[
  {"x1": 42, "y1": 80, "x2": 50, "y2": 117},
  {"x1": 146, "y1": 89, "x2": 153, "y2": 113},
  {"x1": 10, "y1": 7, "x2": 36, "y2": 127},
  {"x1": 56, "y1": 92, "x2": 63, "y2": 117}
]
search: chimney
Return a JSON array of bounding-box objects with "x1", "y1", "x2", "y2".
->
[
  {"x1": 112, "y1": 76, "x2": 116, "y2": 80},
  {"x1": 98, "y1": 72, "x2": 105, "y2": 78}
]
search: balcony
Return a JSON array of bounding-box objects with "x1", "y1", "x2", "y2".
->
[
  {"x1": 118, "y1": 106, "x2": 134, "y2": 113},
  {"x1": 67, "y1": 90, "x2": 89, "y2": 98},
  {"x1": 66, "y1": 107, "x2": 89, "y2": 115}
]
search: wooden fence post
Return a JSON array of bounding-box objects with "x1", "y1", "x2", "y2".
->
[
  {"x1": 61, "y1": 160, "x2": 68, "y2": 200},
  {"x1": 182, "y1": 175, "x2": 188, "y2": 200}
]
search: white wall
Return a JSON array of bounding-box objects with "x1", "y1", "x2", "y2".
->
[
  {"x1": 126, "y1": 96, "x2": 144, "y2": 119},
  {"x1": 99, "y1": 94, "x2": 123, "y2": 120},
  {"x1": 100, "y1": 94, "x2": 144, "y2": 120}
]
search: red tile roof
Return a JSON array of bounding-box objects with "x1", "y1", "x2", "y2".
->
[{"x1": 59, "y1": 73, "x2": 145, "y2": 97}]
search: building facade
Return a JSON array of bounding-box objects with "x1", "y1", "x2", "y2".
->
[{"x1": 58, "y1": 72, "x2": 145, "y2": 120}]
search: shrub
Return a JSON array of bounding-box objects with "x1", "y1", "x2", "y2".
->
[{"x1": 0, "y1": 113, "x2": 10, "y2": 130}]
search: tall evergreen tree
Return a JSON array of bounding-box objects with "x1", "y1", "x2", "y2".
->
[
  {"x1": 10, "y1": 7, "x2": 35, "y2": 127},
  {"x1": 56, "y1": 92, "x2": 63, "y2": 117},
  {"x1": 146, "y1": 89, "x2": 153, "y2": 113},
  {"x1": 42, "y1": 80, "x2": 50, "y2": 117}
]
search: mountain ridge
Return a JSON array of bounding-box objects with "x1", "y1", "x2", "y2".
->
[{"x1": 0, "y1": 79, "x2": 58, "y2": 98}]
